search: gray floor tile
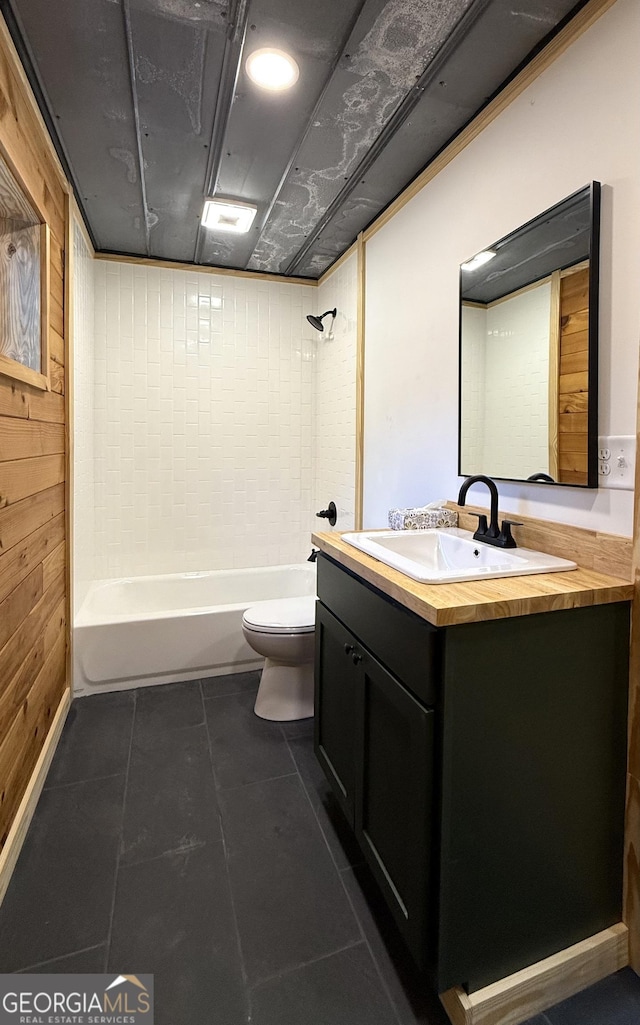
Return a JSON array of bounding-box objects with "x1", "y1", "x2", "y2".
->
[
  {"x1": 280, "y1": 716, "x2": 315, "y2": 739},
  {"x1": 288, "y1": 733, "x2": 363, "y2": 870},
  {"x1": 543, "y1": 968, "x2": 640, "y2": 1025},
  {"x1": 200, "y1": 670, "x2": 261, "y2": 699},
  {"x1": 250, "y1": 943, "x2": 398, "y2": 1025},
  {"x1": 133, "y1": 680, "x2": 204, "y2": 738},
  {"x1": 204, "y1": 690, "x2": 296, "y2": 789},
  {"x1": 121, "y1": 723, "x2": 221, "y2": 864},
  {"x1": 46, "y1": 691, "x2": 134, "y2": 788},
  {"x1": 0, "y1": 776, "x2": 126, "y2": 972},
  {"x1": 108, "y1": 843, "x2": 247, "y2": 1025},
  {"x1": 342, "y1": 864, "x2": 450, "y2": 1025},
  {"x1": 218, "y1": 774, "x2": 360, "y2": 983},
  {"x1": 17, "y1": 945, "x2": 107, "y2": 973}
]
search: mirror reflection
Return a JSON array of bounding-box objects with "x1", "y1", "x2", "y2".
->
[{"x1": 458, "y1": 182, "x2": 600, "y2": 488}]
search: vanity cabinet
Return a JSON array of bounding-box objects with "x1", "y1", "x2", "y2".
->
[
  {"x1": 315, "y1": 602, "x2": 434, "y2": 962},
  {"x1": 314, "y1": 552, "x2": 630, "y2": 993}
]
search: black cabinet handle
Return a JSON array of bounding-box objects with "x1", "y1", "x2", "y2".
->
[
  {"x1": 352, "y1": 652, "x2": 363, "y2": 665},
  {"x1": 344, "y1": 643, "x2": 355, "y2": 655}
]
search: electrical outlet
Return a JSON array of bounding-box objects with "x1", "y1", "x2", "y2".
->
[{"x1": 598, "y1": 435, "x2": 636, "y2": 490}]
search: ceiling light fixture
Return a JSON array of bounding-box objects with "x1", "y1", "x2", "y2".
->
[
  {"x1": 201, "y1": 198, "x2": 257, "y2": 234},
  {"x1": 246, "y1": 48, "x2": 299, "y2": 91},
  {"x1": 461, "y1": 250, "x2": 497, "y2": 272}
]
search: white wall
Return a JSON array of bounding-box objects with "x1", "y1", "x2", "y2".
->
[
  {"x1": 92, "y1": 260, "x2": 316, "y2": 578},
  {"x1": 364, "y1": 0, "x2": 640, "y2": 535},
  {"x1": 314, "y1": 250, "x2": 359, "y2": 531},
  {"x1": 72, "y1": 219, "x2": 95, "y2": 614}
]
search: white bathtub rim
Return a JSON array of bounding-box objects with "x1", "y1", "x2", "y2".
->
[{"x1": 76, "y1": 562, "x2": 317, "y2": 627}]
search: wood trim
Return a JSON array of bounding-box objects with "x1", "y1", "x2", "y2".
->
[
  {"x1": 486, "y1": 275, "x2": 552, "y2": 309},
  {"x1": 440, "y1": 924, "x2": 628, "y2": 1025},
  {"x1": 95, "y1": 251, "x2": 317, "y2": 287},
  {"x1": 0, "y1": 356, "x2": 49, "y2": 392},
  {"x1": 624, "y1": 332, "x2": 640, "y2": 970},
  {"x1": 548, "y1": 270, "x2": 560, "y2": 481},
  {"x1": 560, "y1": 259, "x2": 590, "y2": 278},
  {"x1": 40, "y1": 221, "x2": 51, "y2": 390},
  {"x1": 0, "y1": 687, "x2": 70, "y2": 905},
  {"x1": 355, "y1": 232, "x2": 365, "y2": 530},
  {"x1": 363, "y1": 0, "x2": 618, "y2": 245},
  {"x1": 69, "y1": 194, "x2": 95, "y2": 258},
  {"x1": 0, "y1": 14, "x2": 69, "y2": 192},
  {"x1": 317, "y1": 239, "x2": 359, "y2": 287},
  {"x1": 65, "y1": 194, "x2": 74, "y2": 696},
  {"x1": 450, "y1": 502, "x2": 633, "y2": 580}
]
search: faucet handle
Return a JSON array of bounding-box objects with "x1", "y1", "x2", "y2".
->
[
  {"x1": 499, "y1": 519, "x2": 522, "y2": 549},
  {"x1": 467, "y1": 512, "x2": 489, "y2": 539}
]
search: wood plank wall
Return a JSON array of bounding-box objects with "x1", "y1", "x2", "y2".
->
[
  {"x1": 558, "y1": 266, "x2": 590, "y2": 485},
  {"x1": 0, "y1": 19, "x2": 68, "y2": 849}
]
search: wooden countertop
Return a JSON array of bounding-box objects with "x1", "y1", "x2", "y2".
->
[{"x1": 312, "y1": 531, "x2": 634, "y2": 628}]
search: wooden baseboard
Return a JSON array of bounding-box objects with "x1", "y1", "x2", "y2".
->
[
  {"x1": 440, "y1": 923, "x2": 629, "y2": 1025},
  {"x1": 0, "y1": 688, "x2": 70, "y2": 905}
]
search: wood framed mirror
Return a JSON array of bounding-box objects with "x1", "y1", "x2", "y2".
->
[{"x1": 0, "y1": 144, "x2": 50, "y2": 392}]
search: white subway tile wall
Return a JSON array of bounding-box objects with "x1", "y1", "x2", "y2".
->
[
  {"x1": 72, "y1": 221, "x2": 95, "y2": 615},
  {"x1": 314, "y1": 252, "x2": 358, "y2": 531},
  {"x1": 92, "y1": 260, "x2": 317, "y2": 577}
]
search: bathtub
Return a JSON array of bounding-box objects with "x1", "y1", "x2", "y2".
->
[{"x1": 73, "y1": 563, "x2": 316, "y2": 695}]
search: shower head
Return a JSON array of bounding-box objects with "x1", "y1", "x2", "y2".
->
[{"x1": 307, "y1": 308, "x2": 337, "y2": 332}]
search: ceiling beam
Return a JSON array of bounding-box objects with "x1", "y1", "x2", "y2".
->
[
  {"x1": 193, "y1": 0, "x2": 250, "y2": 265},
  {"x1": 245, "y1": 0, "x2": 368, "y2": 270},
  {"x1": 283, "y1": 0, "x2": 493, "y2": 277},
  {"x1": 122, "y1": 0, "x2": 152, "y2": 257}
]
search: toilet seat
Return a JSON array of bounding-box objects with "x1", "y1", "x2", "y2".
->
[{"x1": 242, "y1": 596, "x2": 316, "y2": 635}]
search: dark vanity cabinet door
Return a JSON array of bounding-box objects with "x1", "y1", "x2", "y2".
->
[
  {"x1": 314, "y1": 602, "x2": 359, "y2": 823},
  {"x1": 315, "y1": 597, "x2": 435, "y2": 966},
  {"x1": 355, "y1": 649, "x2": 434, "y2": 966}
]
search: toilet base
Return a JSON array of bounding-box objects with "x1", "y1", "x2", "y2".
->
[{"x1": 254, "y1": 659, "x2": 314, "y2": 721}]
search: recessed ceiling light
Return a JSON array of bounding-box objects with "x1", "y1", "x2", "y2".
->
[
  {"x1": 246, "y1": 48, "x2": 299, "y2": 91},
  {"x1": 201, "y1": 198, "x2": 257, "y2": 234},
  {"x1": 461, "y1": 250, "x2": 497, "y2": 272}
]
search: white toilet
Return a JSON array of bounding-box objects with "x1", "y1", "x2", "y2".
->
[{"x1": 242, "y1": 595, "x2": 316, "y2": 721}]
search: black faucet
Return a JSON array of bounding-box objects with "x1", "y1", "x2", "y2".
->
[{"x1": 457, "y1": 475, "x2": 521, "y2": 549}]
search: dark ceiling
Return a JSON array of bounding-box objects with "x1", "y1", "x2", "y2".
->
[
  {"x1": 3, "y1": 0, "x2": 588, "y2": 279},
  {"x1": 461, "y1": 184, "x2": 595, "y2": 304}
]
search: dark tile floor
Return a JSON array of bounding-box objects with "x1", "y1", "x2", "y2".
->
[{"x1": 0, "y1": 672, "x2": 638, "y2": 1024}]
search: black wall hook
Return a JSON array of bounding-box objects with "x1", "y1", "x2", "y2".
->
[{"x1": 316, "y1": 501, "x2": 337, "y2": 527}]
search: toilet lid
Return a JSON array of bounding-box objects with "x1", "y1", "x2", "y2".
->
[{"x1": 243, "y1": 596, "x2": 316, "y2": 634}]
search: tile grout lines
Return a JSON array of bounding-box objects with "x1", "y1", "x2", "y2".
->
[
  {"x1": 198, "y1": 679, "x2": 252, "y2": 1025},
  {"x1": 15, "y1": 943, "x2": 106, "y2": 975},
  {"x1": 281, "y1": 730, "x2": 405, "y2": 1025},
  {"x1": 103, "y1": 689, "x2": 137, "y2": 974}
]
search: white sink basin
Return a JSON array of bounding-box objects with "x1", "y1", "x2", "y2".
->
[{"x1": 341, "y1": 528, "x2": 577, "y2": 584}]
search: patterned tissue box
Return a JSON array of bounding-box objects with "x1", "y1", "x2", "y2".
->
[{"x1": 388, "y1": 506, "x2": 458, "y2": 531}]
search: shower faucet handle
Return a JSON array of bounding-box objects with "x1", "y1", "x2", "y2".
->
[{"x1": 316, "y1": 501, "x2": 337, "y2": 527}]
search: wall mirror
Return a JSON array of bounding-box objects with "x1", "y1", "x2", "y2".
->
[{"x1": 458, "y1": 181, "x2": 600, "y2": 488}]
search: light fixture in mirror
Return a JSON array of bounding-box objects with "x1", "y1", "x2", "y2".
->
[{"x1": 458, "y1": 182, "x2": 601, "y2": 488}]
